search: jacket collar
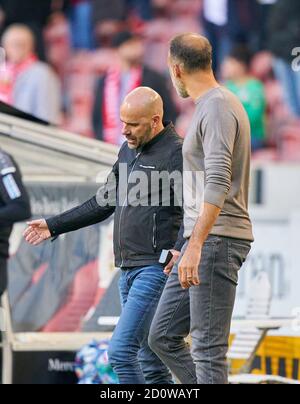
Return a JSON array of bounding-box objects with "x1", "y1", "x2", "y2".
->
[{"x1": 137, "y1": 121, "x2": 174, "y2": 153}]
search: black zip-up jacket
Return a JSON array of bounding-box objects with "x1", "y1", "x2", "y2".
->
[
  {"x1": 47, "y1": 123, "x2": 185, "y2": 268},
  {"x1": 0, "y1": 150, "x2": 31, "y2": 260}
]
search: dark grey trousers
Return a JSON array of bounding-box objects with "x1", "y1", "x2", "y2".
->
[
  {"x1": 0, "y1": 258, "x2": 7, "y2": 299},
  {"x1": 149, "y1": 235, "x2": 251, "y2": 384}
]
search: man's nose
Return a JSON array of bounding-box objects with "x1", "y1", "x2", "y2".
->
[{"x1": 122, "y1": 124, "x2": 130, "y2": 136}]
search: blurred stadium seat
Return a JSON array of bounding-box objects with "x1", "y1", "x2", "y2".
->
[{"x1": 42, "y1": 260, "x2": 100, "y2": 332}]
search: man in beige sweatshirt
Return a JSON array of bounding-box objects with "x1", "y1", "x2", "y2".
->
[{"x1": 149, "y1": 33, "x2": 254, "y2": 385}]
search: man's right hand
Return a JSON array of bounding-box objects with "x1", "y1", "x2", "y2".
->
[{"x1": 23, "y1": 219, "x2": 51, "y2": 246}]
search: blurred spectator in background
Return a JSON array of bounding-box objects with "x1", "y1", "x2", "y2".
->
[
  {"x1": 0, "y1": 0, "x2": 68, "y2": 60},
  {"x1": 69, "y1": 0, "x2": 94, "y2": 50},
  {"x1": 0, "y1": 25, "x2": 61, "y2": 124},
  {"x1": 127, "y1": 0, "x2": 153, "y2": 21},
  {"x1": 202, "y1": 0, "x2": 268, "y2": 74},
  {"x1": 255, "y1": 0, "x2": 277, "y2": 51},
  {"x1": 91, "y1": 0, "x2": 127, "y2": 47},
  {"x1": 201, "y1": 0, "x2": 230, "y2": 73},
  {"x1": 268, "y1": 0, "x2": 300, "y2": 118},
  {"x1": 92, "y1": 31, "x2": 177, "y2": 144},
  {"x1": 227, "y1": 0, "x2": 260, "y2": 49},
  {"x1": 222, "y1": 46, "x2": 266, "y2": 151}
]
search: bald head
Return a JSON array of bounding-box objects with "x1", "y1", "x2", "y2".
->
[
  {"x1": 169, "y1": 33, "x2": 212, "y2": 73},
  {"x1": 2, "y1": 24, "x2": 35, "y2": 64},
  {"x1": 122, "y1": 87, "x2": 164, "y2": 119},
  {"x1": 120, "y1": 87, "x2": 165, "y2": 149}
]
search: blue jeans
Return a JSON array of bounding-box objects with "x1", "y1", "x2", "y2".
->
[
  {"x1": 149, "y1": 236, "x2": 251, "y2": 384},
  {"x1": 108, "y1": 265, "x2": 173, "y2": 384},
  {"x1": 273, "y1": 58, "x2": 300, "y2": 118}
]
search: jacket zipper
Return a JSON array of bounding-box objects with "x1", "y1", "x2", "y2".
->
[
  {"x1": 119, "y1": 152, "x2": 142, "y2": 267},
  {"x1": 152, "y1": 213, "x2": 157, "y2": 252}
]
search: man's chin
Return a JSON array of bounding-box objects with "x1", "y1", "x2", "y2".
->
[
  {"x1": 127, "y1": 142, "x2": 137, "y2": 150},
  {"x1": 177, "y1": 89, "x2": 189, "y2": 99},
  {"x1": 173, "y1": 81, "x2": 189, "y2": 99}
]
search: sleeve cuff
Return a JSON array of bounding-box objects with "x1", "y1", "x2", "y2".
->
[
  {"x1": 204, "y1": 183, "x2": 228, "y2": 209},
  {"x1": 46, "y1": 217, "x2": 59, "y2": 238},
  {"x1": 173, "y1": 224, "x2": 185, "y2": 252}
]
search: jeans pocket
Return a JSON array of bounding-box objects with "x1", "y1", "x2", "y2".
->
[{"x1": 228, "y1": 240, "x2": 252, "y2": 284}]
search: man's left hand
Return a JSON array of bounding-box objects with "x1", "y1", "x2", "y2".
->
[{"x1": 178, "y1": 244, "x2": 201, "y2": 289}]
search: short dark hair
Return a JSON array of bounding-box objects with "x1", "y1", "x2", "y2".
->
[
  {"x1": 112, "y1": 31, "x2": 141, "y2": 48},
  {"x1": 170, "y1": 34, "x2": 212, "y2": 72}
]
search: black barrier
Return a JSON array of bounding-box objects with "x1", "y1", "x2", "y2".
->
[
  {"x1": 1, "y1": 182, "x2": 121, "y2": 384},
  {"x1": 8, "y1": 182, "x2": 120, "y2": 333}
]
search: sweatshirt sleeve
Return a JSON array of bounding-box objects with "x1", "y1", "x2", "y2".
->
[{"x1": 201, "y1": 97, "x2": 238, "y2": 209}]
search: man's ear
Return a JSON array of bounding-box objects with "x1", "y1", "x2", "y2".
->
[
  {"x1": 152, "y1": 115, "x2": 160, "y2": 128},
  {"x1": 174, "y1": 63, "x2": 184, "y2": 79}
]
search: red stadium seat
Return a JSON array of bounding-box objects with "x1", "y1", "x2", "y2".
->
[
  {"x1": 31, "y1": 264, "x2": 49, "y2": 286},
  {"x1": 41, "y1": 261, "x2": 100, "y2": 332}
]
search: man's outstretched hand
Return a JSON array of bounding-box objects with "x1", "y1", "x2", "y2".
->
[{"x1": 23, "y1": 219, "x2": 51, "y2": 246}]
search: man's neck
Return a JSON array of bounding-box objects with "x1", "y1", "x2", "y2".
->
[
  {"x1": 232, "y1": 75, "x2": 252, "y2": 85},
  {"x1": 186, "y1": 72, "x2": 220, "y2": 102},
  {"x1": 156, "y1": 123, "x2": 165, "y2": 136},
  {"x1": 142, "y1": 123, "x2": 165, "y2": 148},
  {"x1": 149, "y1": 123, "x2": 165, "y2": 141},
  {"x1": 14, "y1": 53, "x2": 37, "y2": 67},
  {"x1": 120, "y1": 61, "x2": 130, "y2": 72}
]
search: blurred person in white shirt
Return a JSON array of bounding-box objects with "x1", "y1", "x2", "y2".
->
[{"x1": 0, "y1": 24, "x2": 61, "y2": 124}]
